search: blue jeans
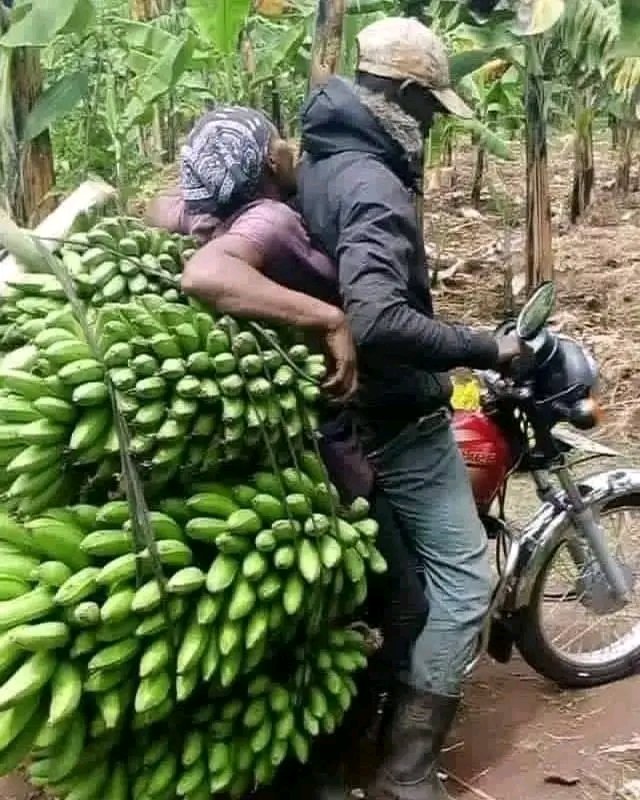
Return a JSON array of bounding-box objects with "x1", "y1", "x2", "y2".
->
[
  {"x1": 369, "y1": 410, "x2": 492, "y2": 696},
  {"x1": 365, "y1": 491, "x2": 428, "y2": 688}
]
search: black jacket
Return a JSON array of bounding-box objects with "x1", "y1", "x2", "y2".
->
[{"x1": 297, "y1": 77, "x2": 499, "y2": 425}]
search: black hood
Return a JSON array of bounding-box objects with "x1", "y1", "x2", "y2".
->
[{"x1": 300, "y1": 77, "x2": 415, "y2": 186}]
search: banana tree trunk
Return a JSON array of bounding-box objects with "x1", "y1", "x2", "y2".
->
[
  {"x1": 471, "y1": 139, "x2": 486, "y2": 208},
  {"x1": 570, "y1": 91, "x2": 594, "y2": 224},
  {"x1": 130, "y1": 0, "x2": 167, "y2": 163},
  {"x1": 151, "y1": 105, "x2": 164, "y2": 165},
  {"x1": 609, "y1": 113, "x2": 619, "y2": 151},
  {"x1": 165, "y1": 91, "x2": 177, "y2": 163},
  {"x1": 270, "y1": 80, "x2": 283, "y2": 136},
  {"x1": 241, "y1": 28, "x2": 257, "y2": 107},
  {"x1": 442, "y1": 135, "x2": 453, "y2": 167},
  {"x1": 11, "y1": 47, "x2": 56, "y2": 226},
  {"x1": 524, "y1": 40, "x2": 553, "y2": 291},
  {"x1": 129, "y1": 0, "x2": 162, "y2": 17},
  {"x1": 309, "y1": 0, "x2": 346, "y2": 88},
  {"x1": 616, "y1": 122, "x2": 635, "y2": 195}
]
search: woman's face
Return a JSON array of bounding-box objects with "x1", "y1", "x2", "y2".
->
[{"x1": 266, "y1": 137, "x2": 297, "y2": 198}]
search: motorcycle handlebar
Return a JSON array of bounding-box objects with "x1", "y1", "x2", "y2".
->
[{"x1": 473, "y1": 370, "x2": 531, "y2": 402}]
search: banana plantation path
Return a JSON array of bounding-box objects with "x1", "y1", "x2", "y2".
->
[
  {"x1": 2, "y1": 138, "x2": 639, "y2": 800},
  {"x1": 443, "y1": 658, "x2": 640, "y2": 800}
]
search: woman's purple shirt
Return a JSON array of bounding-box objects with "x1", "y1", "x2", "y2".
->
[{"x1": 146, "y1": 191, "x2": 340, "y2": 307}]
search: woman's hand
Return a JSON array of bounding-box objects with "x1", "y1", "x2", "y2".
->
[{"x1": 322, "y1": 312, "x2": 359, "y2": 404}]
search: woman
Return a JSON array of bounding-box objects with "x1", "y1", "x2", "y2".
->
[
  {"x1": 147, "y1": 106, "x2": 427, "y2": 799},
  {"x1": 146, "y1": 106, "x2": 357, "y2": 403}
]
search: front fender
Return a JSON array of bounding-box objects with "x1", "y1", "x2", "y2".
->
[{"x1": 511, "y1": 468, "x2": 640, "y2": 610}]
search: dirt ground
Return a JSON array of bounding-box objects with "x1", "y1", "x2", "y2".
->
[
  {"x1": 444, "y1": 657, "x2": 640, "y2": 800},
  {"x1": 431, "y1": 133, "x2": 640, "y2": 451},
  {"x1": 2, "y1": 137, "x2": 639, "y2": 800}
]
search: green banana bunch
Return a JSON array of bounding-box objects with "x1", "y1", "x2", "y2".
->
[
  {"x1": 0, "y1": 295, "x2": 326, "y2": 513},
  {"x1": 21, "y1": 625, "x2": 367, "y2": 800},
  {"x1": 0, "y1": 215, "x2": 387, "y2": 798},
  {"x1": 0, "y1": 469, "x2": 384, "y2": 797},
  {"x1": 0, "y1": 217, "x2": 195, "y2": 355}
]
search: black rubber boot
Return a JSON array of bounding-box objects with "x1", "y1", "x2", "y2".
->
[
  {"x1": 347, "y1": 682, "x2": 395, "y2": 789},
  {"x1": 367, "y1": 686, "x2": 460, "y2": 800},
  {"x1": 286, "y1": 760, "x2": 350, "y2": 800}
]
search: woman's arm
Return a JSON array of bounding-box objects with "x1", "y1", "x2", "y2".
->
[
  {"x1": 145, "y1": 187, "x2": 185, "y2": 233},
  {"x1": 181, "y1": 235, "x2": 358, "y2": 401},
  {"x1": 182, "y1": 235, "x2": 342, "y2": 330},
  {"x1": 145, "y1": 188, "x2": 219, "y2": 242}
]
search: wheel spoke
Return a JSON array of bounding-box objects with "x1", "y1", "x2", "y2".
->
[{"x1": 535, "y1": 503, "x2": 640, "y2": 668}]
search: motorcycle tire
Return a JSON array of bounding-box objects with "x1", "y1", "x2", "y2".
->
[{"x1": 516, "y1": 492, "x2": 640, "y2": 688}]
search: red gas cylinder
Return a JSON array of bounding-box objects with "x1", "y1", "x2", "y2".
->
[{"x1": 452, "y1": 409, "x2": 514, "y2": 513}]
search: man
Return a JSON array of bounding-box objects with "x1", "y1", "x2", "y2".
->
[{"x1": 296, "y1": 17, "x2": 522, "y2": 800}]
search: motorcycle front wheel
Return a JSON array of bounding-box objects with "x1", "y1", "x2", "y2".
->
[{"x1": 516, "y1": 492, "x2": 640, "y2": 688}]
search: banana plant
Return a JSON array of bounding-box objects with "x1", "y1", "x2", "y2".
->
[
  {"x1": 617, "y1": 0, "x2": 640, "y2": 57},
  {"x1": 0, "y1": 0, "x2": 96, "y2": 139},
  {"x1": 550, "y1": 0, "x2": 640, "y2": 216},
  {"x1": 553, "y1": 0, "x2": 618, "y2": 222},
  {"x1": 610, "y1": 57, "x2": 640, "y2": 193},
  {"x1": 1, "y1": 0, "x2": 196, "y2": 208},
  {"x1": 0, "y1": 4, "x2": 17, "y2": 217},
  {"x1": 0, "y1": 0, "x2": 94, "y2": 223},
  {"x1": 185, "y1": 0, "x2": 311, "y2": 128},
  {"x1": 425, "y1": 67, "x2": 518, "y2": 168},
  {"x1": 426, "y1": 0, "x2": 565, "y2": 36},
  {"x1": 457, "y1": 60, "x2": 522, "y2": 205},
  {"x1": 427, "y1": 0, "x2": 565, "y2": 288}
]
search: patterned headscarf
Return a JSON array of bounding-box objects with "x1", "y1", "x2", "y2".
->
[{"x1": 180, "y1": 107, "x2": 277, "y2": 218}]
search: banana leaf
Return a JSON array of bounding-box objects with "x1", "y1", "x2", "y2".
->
[
  {"x1": 618, "y1": 0, "x2": 640, "y2": 56},
  {"x1": 456, "y1": 117, "x2": 514, "y2": 160},
  {"x1": 0, "y1": 0, "x2": 95, "y2": 48}
]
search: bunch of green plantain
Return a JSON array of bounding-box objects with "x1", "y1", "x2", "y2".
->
[
  {"x1": 18, "y1": 626, "x2": 367, "y2": 800},
  {"x1": 0, "y1": 462, "x2": 384, "y2": 798},
  {"x1": 0, "y1": 295, "x2": 325, "y2": 513},
  {"x1": 0, "y1": 215, "x2": 385, "y2": 798},
  {"x1": 0, "y1": 217, "x2": 195, "y2": 352}
]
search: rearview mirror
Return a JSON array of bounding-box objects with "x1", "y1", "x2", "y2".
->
[{"x1": 516, "y1": 282, "x2": 556, "y2": 340}]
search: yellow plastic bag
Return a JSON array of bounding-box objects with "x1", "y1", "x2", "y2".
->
[{"x1": 450, "y1": 374, "x2": 482, "y2": 411}]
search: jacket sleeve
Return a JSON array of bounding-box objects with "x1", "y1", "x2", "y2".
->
[{"x1": 334, "y1": 163, "x2": 499, "y2": 372}]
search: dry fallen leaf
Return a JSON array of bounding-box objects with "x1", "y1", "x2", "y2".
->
[{"x1": 544, "y1": 774, "x2": 581, "y2": 786}]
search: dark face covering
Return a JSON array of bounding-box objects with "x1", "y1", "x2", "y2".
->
[{"x1": 397, "y1": 81, "x2": 443, "y2": 137}]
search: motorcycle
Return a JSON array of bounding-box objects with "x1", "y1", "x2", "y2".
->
[{"x1": 454, "y1": 282, "x2": 639, "y2": 687}]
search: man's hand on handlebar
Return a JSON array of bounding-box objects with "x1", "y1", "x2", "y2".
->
[
  {"x1": 496, "y1": 332, "x2": 535, "y2": 378},
  {"x1": 496, "y1": 332, "x2": 523, "y2": 364}
]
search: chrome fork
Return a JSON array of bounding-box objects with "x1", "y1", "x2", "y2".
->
[
  {"x1": 464, "y1": 462, "x2": 634, "y2": 677},
  {"x1": 555, "y1": 465, "x2": 632, "y2": 603}
]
